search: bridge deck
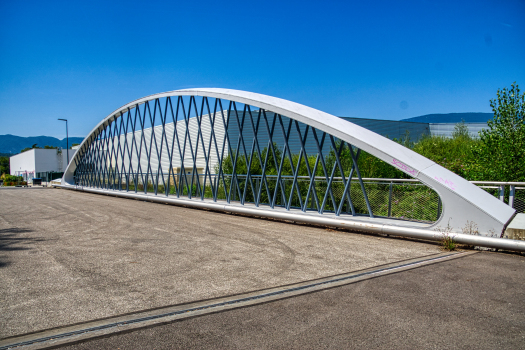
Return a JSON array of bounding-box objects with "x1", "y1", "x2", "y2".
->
[{"x1": 0, "y1": 187, "x2": 440, "y2": 339}]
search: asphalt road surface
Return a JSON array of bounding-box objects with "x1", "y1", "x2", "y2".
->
[
  {"x1": 1, "y1": 188, "x2": 441, "y2": 338},
  {"x1": 61, "y1": 252, "x2": 525, "y2": 350}
]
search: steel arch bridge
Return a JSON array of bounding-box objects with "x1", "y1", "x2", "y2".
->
[{"x1": 60, "y1": 88, "x2": 516, "y2": 241}]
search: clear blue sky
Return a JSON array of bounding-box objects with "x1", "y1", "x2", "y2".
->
[{"x1": 1, "y1": 0, "x2": 524, "y2": 138}]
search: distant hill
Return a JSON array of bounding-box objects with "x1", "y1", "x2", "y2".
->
[
  {"x1": 0, "y1": 135, "x2": 85, "y2": 155},
  {"x1": 401, "y1": 113, "x2": 493, "y2": 123}
]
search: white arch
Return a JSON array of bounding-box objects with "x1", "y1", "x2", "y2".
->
[{"x1": 62, "y1": 88, "x2": 516, "y2": 237}]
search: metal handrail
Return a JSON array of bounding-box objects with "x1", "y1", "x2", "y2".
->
[
  {"x1": 79, "y1": 171, "x2": 525, "y2": 185},
  {"x1": 469, "y1": 181, "x2": 525, "y2": 185},
  {"x1": 74, "y1": 171, "x2": 524, "y2": 213}
]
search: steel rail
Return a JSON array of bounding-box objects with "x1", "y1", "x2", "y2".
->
[
  {"x1": 71, "y1": 173, "x2": 525, "y2": 185},
  {"x1": 469, "y1": 181, "x2": 525, "y2": 185}
]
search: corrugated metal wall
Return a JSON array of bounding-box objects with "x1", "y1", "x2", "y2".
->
[
  {"x1": 340, "y1": 117, "x2": 430, "y2": 141},
  {"x1": 226, "y1": 111, "x2": 335, "y2": 156},
  {"x1": 94, "y1": 112, "x2": 486, "y2": 179},
  {"x1": 101, "y1": 110, "x2": 339, "y2": 177},
  {"x1": 429, "y1": 123, "x2": 488, "y2": 138},
  {"x1": 94, "y1": 112, "x2": 228, "y2": 177}
]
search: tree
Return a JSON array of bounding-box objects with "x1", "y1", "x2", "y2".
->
[
  {"x1": 21, "y1": 144, "x2": 41, "y2": 153},
  {"x1": 469, "y1": 82, "x2": 525, "y2": 181},
  {"x1": 452, "y1": 120, "x2": 470, "y2": 139},
  {"x1": 0, "y1": 156, "x2": 9, "y2": 176},
  {"x1": 20, "y1": 144, "x2": 58, "y2": 152}
]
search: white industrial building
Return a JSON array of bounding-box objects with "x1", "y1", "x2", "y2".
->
[
  {"x1": 89, "y1": 112, "x2": 227, "y2": 180},
  {"x1": 336, "y1": 117, "x2": 489, "y2": 140},
  {"x1": 10, "y1": 148, "x2": 77, "y2": 181},
  {"x1": 87, "y1": 114, "x2": 489, "y2": 179},
  {"x1": 428, "y1": 122, "x2": 488, "y2": 138}
]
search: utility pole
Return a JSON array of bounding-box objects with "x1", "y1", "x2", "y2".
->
[{"x1": 58, "y1": 119, "x2": 69, "y2": 165}]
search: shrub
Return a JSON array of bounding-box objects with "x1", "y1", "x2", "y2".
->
[
  {"x1": 1, "y1": 174, "x2": 23, "y2": 184},
  {"x1": 0, "y1": 156, "x2": 9, "y2": 176},
  {"x1": 412, "y1": 133, "x2": 478, "y2": 180},
  {"x1": 468, "y1": 82, "x2": 525, "y2": 182}
]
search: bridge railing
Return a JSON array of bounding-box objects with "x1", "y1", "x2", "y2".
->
[
  {"x1": 470, "y1": 181, "x2": 525, "y2": 214},
  {"x1": 73, "y1": 173, "x2": 525, "y2": 223}
]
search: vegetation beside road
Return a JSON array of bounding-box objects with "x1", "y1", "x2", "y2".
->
[
  {"x1": 0, "y1": 156, "x2": 9, "y2": 176},
  {"x1": 365, "y1": 82, "x2": 525, "y2": 182},
  {"x1": 0, "y1": 174, "x2": 26, "y2": 186}
]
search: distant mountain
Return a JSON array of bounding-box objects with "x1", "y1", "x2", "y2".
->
[
  {"x1": 401, "y1": 113, "x2": 493, "y2": 123},
  {"x1": 0, "y1": 135, "x2": 85, "y2": 155}
]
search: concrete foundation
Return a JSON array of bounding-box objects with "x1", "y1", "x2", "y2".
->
[{"x1": 504, "y1": 213, "x2": 525, "y2": 240}]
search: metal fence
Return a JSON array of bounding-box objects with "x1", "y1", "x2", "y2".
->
[
  {"x1": 74, "y1": 172, "x2": 524, "y2": 224},
  {"x1": 74, "y1": 173, "x2": 442, "y2": 223},
  {"x1": 471, "y1": 181, "x2": 525, "y2": 214}
]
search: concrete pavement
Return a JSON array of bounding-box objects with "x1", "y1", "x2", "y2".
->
[
  {"x1": 0, "y1": 188, "x2": 441, "y2": 339},
  {"x1": 61, "y1": 251, "x2": 525, "y2": 350}
]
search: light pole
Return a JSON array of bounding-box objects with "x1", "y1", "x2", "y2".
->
[{"x1": 58, "y1": 119, "x2": 69, "y2": 165}]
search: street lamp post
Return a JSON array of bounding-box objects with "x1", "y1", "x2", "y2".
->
[{"x1": 58, "y1": 119, "x2": 69, "y2": 165}]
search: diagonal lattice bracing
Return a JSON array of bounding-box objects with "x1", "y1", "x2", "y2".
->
[
  {"x1": 70, "y1": 92, "x2": 460, "y2": 227},
  {"x1": 76, "y1": 97, "x2": 376, "y2": 215},
  {"x1": 62, "y1": 88, "x2": 520, "y2": 239}
]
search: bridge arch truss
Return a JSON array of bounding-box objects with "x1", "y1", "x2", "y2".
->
[{"x1": 61, "y1": 88, "x2": 516, "y2": 239}]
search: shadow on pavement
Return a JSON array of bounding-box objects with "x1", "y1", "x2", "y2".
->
[{"x1": 0, "y1": 228, "x2": 42, "y2": 268}]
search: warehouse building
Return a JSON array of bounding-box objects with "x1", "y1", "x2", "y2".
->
[
  {"x1": 82, "y1": 112, "x2": 488, "y2": 184},
  {"x1": 10, "y1": 147, "x2": 77, "y2": 182}
]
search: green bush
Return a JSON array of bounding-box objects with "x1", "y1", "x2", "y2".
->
[
  {"x1": 1, "y1": 176, "x2": 26, "y2": 186},
  {"x1": 1, "y1": 174, "x2": 23, "y2": 183},
  {"x1": 467, "y1": 82, "x2": 525, "y2": 182},
  {"x1": 407, "y1": 83, "x2": 524, "y2": 182},
  {"x1": 412, "y1": 132, "x2": 478, "y2": 180},
  {"x1": 0, "y1": 156, "x2": 9, "y2": 176}
]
